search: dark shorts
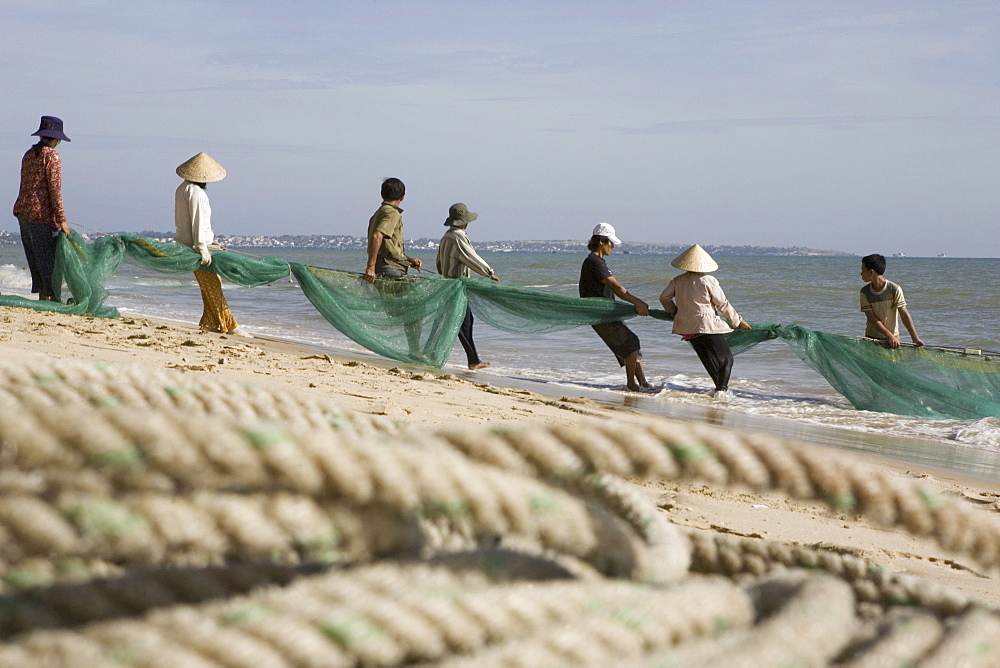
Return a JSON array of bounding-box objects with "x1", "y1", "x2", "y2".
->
[
  {"x1": 592, "y1": 321, "x2": 641, "y2": 367},
  {"x1": 376, "y1": 267, "x2": 408, "y2": 279}
]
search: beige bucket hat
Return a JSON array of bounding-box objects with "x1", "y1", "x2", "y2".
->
[
  {"x1": 671, "y1": 244, "x2": 719, "y2": 273},
  {"x1": 176, "y1": 152, "x2": 227, "y2": 183}
]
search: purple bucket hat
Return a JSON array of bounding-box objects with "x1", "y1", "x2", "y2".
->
[{"x1": 31, "y1": 116, "x2": 71, "y2": 142}]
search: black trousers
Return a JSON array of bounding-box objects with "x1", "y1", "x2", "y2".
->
[
  {"x1": 688, "y1": 333, "x2": 734, "y2": 391},
  {"x1": 18, "y1": 217, "x2": 60, "y2": 298},
  {"x1": 457, "y1": 305, "x2": 481, "y2": 365}
]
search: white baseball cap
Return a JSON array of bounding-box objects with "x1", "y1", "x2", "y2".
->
[{"x1": 591, "y1": 222, "x2": 622, "y2": 245}]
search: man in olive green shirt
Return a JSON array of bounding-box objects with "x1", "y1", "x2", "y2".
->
[{"x1": 364, "y1": 177, "x2": 422, "y2": 282}]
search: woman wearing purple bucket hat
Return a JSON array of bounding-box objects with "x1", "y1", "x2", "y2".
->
[{"x1": 12, "y1": 116, "x2": 72, "y2": 301}]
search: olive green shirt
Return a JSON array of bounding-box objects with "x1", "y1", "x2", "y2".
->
[{"x1": 367, "y1": 202, "x2": 408, "y2": 273}]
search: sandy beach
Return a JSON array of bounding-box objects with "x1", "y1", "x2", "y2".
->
[
  {"x1": 1, "y1": 304, "x2": 999, "y2": 665},
  {"x1": 2, "y1": 305, "x2": 997, "y2": 599}
]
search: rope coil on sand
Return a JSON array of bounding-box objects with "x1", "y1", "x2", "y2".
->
[{"x1": 0, "y1": 358, "x2": 996, "y2": 666}]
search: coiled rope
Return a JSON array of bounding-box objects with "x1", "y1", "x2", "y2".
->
[{"x1": 0, "y1": 358, "x2": 996, "y2": 666}]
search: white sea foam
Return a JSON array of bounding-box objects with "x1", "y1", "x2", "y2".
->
[
  {"x1": 0, "y1": 263, "x2": 32, "y2": 291},
  {"x1": 952, "y1": 418, "x2": 1000, "y2": 449}
]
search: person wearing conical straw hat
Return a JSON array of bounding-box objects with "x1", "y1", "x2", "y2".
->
[
  {"x1": 579, "y1": 222, "x2": 653, "y2": 392},
  {"x1": 174, "y1": 152, "x2": 251, "y2": 337},
  {"x1": 659, "y1": 244, "x2": 751, "y2": 397},
  {"x1": 13, "y1": 116, "x2": 73, "y2": 301}
]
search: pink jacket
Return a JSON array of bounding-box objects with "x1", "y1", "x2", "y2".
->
[{"x1": 659, "y1": 272, "x2": 742, "y2": 335}]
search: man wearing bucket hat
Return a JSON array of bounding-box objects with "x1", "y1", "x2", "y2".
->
[
  {"x1": 659, "y1": 244, "x2": 751, "y2": 397},
  {"x1": 13, "y1": 116, "x2": 72, "y2": 301},
  {"x1": 174, "y1": 152, "x2": 251, "y2": 337},
  {"x1": 579, "y1": 222, "x2": 653, "y2": 392},
  {"x1": 436, "y1": 203, "x2": 499, "y2": 370}
]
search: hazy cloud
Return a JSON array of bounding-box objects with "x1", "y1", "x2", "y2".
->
[{"x1": 2, "y1": 0, "x2": 998, "y2": 257}]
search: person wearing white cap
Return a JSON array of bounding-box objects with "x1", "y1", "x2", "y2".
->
[
  {"x1": 174, "y1": 152, "x2": 251, "y2": 338},
  {"x1": 659, "y1": 244, "x2": 751, "y2": 396},
  {"x1": 579, "y1": 222, "x2": 653, "y2": 392}
]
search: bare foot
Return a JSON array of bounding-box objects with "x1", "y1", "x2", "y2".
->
[{"x1": 468, "y1": 362, "x2": 491, "y2": 370}]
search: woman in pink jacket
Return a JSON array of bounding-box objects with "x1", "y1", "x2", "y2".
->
[{"x1": 659, "y1": 244, "x2": 751, "y2": 396}]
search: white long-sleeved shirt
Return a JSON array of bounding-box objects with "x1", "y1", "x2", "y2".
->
[
  {"x1": 436, "y1": 227, "x2": 494, "y2": 278},
  {"x1": 174, "y1": 181, "x2": 215, "y2": 252},
  {"x1": 659, "y1": 272, "x2": 742, "y2": 335}
]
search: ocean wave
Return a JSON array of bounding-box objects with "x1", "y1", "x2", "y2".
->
[
  {"x1": 952, "y1": 418, "x2": 1000, "y2": 450},
  {"x1": 0, "y1": 263, "x2": 33, "y2": 290}
]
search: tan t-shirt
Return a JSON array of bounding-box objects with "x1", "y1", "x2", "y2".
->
[
  {"x1": 860, "y1": 280, "x2": 906, "y2": 339},
  {"x1": 368, "y1": 202, "x2": 408, "y2": 273}
]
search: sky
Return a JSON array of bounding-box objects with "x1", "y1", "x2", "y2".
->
[{"x1": 2, "y1": 1, "x2": 998, "y2": 256}]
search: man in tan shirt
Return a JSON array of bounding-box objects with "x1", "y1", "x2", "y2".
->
[{"x1": 860, "y1": 253, "x2": 923, "y2": 348}]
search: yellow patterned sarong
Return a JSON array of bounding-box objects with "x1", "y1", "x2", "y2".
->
[{"x1": 194, "y1": 270, "x2": 238, "y2": 333}]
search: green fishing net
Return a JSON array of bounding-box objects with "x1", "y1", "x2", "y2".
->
[
  {"x1": 0, "y1": 231, "x2": 290, "y2": 318},
  {"x1": 289, "y1": 263, "x2": 658, "y2": 367},
  {"x1": 727, "y1": 324, "x2": 1000, "y2": 420},
  {"x1": 3, "y1": 232, "x2": 1000, "y2": 420}
]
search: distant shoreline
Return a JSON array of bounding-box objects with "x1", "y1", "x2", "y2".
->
[
  {"x1": 0, "y1": 230, "x2": 988, "y2": 257},
  {"x1": 17, "y1": 230, "x2": 850, "y2": 256}
]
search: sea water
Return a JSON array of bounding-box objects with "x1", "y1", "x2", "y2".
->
[{"x1": 2, "y1": 245, "x2": 999, "y2": 481}]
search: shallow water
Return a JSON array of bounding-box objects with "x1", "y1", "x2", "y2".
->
[{"x1": 1, "y1": 245, "x2": 998, "y2": 481}]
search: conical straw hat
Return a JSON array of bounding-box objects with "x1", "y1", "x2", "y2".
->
[
  {"x1": 176, "y1": 152, "x2": 227, "y2": 183},
  {"x1": 671, "y1": 244, "x2": 718, "y2": 272}
]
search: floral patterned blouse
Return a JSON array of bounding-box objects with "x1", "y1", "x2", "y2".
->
[{"x1": 13, "y1": 145, "x2": 68, "y2": 229}]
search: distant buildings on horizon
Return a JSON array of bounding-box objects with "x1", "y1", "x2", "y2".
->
[
  {"x1": 0, "y1": 228, "x2": 915, "y2": 257},
  {"x1": 106, "y1": 231, "x2": 856, "y2": 257}
]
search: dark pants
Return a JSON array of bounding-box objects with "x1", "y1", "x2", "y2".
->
[
  {"x1": 591, "y1": 321, "x2": 641, "y2": 367},
  {"x1": 18, "y1": 216, "x2": 60, "y2": 298},
  {"x1": 375, "y1": 267, "x2": 423, "y2": 357},
  {"x1": 457, "y1": 305, "x2": 481, "y2": 365},
  {"x1": 689, "y1": 333, "x2": 734, "y2": 391}
]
